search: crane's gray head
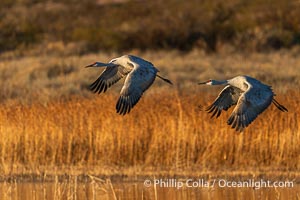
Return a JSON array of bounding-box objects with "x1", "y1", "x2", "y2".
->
[
  {"x1": 198, "y1": 79, "x2": 228, "y2": 85},
  {"x1": 198, "y1": 79, "x2": 214, "y2": 85}
]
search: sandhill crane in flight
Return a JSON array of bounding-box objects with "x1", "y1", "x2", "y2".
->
[
  {"x1": 199, "y1": 75, "x2": 288, "y2": 131},
  {"x1": 85, "y1": 55, "x2": 172, "y2": 115}
]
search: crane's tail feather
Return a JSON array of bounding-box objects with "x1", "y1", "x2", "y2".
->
[
  {"x1": 156, "y1": 74, "x2": 173, "y2": 85},
  {"x1": 272, "y1": 99, "x2": 288, "y2": 112}
]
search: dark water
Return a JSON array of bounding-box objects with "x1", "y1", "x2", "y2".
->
[{"x1": 0, "y1": 180, "x2": 299, "y2": 200}]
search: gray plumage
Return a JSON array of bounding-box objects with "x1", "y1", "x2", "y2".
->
[
  {"x1": 199, "y1": 75, "x2": 288, "y2": 131},
  {"x1": 86, "y1": 55, "x2": 172, "y2": 115}
]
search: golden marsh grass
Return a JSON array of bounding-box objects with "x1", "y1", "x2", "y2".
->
[
  {"x1": 0, "y1": 89, "x2": 298, "y2": 177},
  {"x1": 0, "y1": 49, "x2": 299, "y2": 199}
]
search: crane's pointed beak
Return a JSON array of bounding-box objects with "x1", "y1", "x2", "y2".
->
[
  {"x1": 198, "y1": 81, "x2": 207, "y2": 85},
  {"x1": 85, "y1": 64, "x2": 94, "y2": 68}
]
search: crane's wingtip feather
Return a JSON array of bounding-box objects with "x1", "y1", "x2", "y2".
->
[{"x1": 198, "y1": 105, "x2": 207, "y2": 111}]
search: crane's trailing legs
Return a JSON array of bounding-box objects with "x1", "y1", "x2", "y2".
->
[
  {"x1": 272, "y1": 99, "x2": 288, "y2": 112},
  {"x1": 156, "y1": 74, "x2": 173, "y2": 85}
]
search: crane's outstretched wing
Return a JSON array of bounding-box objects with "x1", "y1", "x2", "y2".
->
[
  {"x1": 205, "y1": 85, "x2": 242, "y2": 118},
  {"x1": 116, "y1": 67, "x2": 157, "y2": 115},
  {"x1": 227, "y1": 86, "x2": 274, "y2": 131},
  {"x1": 90, "y1": 66, "x2": 131, "y2": 93}
]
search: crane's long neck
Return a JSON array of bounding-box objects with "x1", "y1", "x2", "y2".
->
[{"x1": 211, "y1": 80, "x2": 228, "y2": 85}]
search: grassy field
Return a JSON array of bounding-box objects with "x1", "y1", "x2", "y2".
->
[
  {"x1": 0, "y1": 48, "x2": 299, "y2": 199},
  {"x1": 1, "y1": 46, "x2": 299, "y2": 103},
  {"x1": 0, "y1": 90, "x2": 299, "y2": 176},
  {"x1": 0, "y1": 48, "x2": 299, "y2": 179}
]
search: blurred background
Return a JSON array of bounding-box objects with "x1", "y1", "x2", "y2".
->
[
  {"x1": 1, "y1": 0, "x2": 300, "y2": 53},
  {"x1": 0, "y1": 0, "x2": 300, "y2": 104}
]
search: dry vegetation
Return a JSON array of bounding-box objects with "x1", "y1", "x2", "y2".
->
[
  {"x1": 0, "y1": 49, "x2": 299, "y2": 180},
  {"x1": 1, "y1": 1, "x2": 300, "y2": 198},
  {"x1": 1, "y1": 46, "x2": 300, "y2": 104},
  {"x1": 1, "y1": 0, "x2": 300, "y2": 53},
  {"x1": 0, "y1": 89, "x2": 299, "y2": 176}
]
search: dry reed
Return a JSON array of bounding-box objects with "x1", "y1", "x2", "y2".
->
[{"x1": 0, "y1": 89, "x2": 298, "y2": 177}]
